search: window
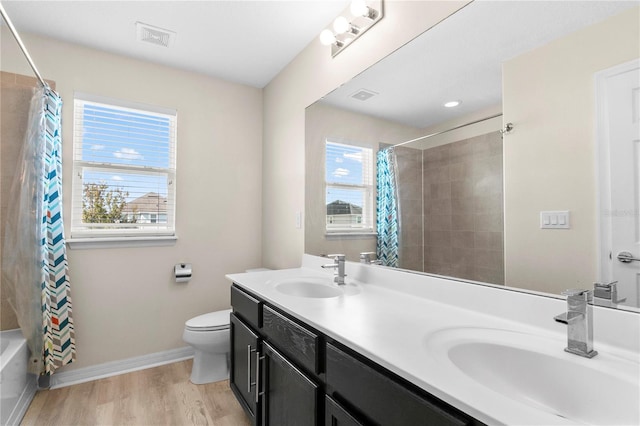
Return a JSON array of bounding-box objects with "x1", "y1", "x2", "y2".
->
[
  {"x1": 325, "y1": 139, "x2": 374, "y2": 233},
  {"x1": 71, "y1": 93, "x2": 177, "y2": 239}
]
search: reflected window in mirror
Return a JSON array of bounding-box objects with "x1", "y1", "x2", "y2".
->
[{"x1": 325, "y1": 139, "x2": 374, "y2": 234}]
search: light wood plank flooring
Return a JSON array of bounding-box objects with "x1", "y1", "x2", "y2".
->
[{"x1": 21, "y1": 360, "x2": 252, "y2": 426}]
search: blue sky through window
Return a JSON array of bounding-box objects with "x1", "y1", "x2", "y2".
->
[
  {"x1": 81, "y1": 103, "x2": 172, "y2": 201},
  {"x1": 326, "y1": 141, "x2": 370, "y2": 207}
]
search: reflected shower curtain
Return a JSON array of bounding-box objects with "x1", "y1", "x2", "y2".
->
[
  {"x1": 376, "y1": 148, "x2": 399, "y2": 267},
  {"x1": 2, "y1": 87, "x2": 76, "y2": 375}
]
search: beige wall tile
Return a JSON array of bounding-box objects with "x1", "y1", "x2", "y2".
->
[
  {"x1": 425, "y1": 230, "x2": 452, "y2": 248},
  {"x1": 425, "y1": 198, "x2": 451, "y2": 215},
  {"x1": 451, "y1": 214, "x2": 475, "y2": 231},
  {"x1": 475, "y1": 231, "x2": 504, "y2": 250},
  {"x1": 451, "y1": 231, "x2": 475, "y2": 249},
  {"x1": 421, "y1": 131, "x2": 504, "y2": 284}
]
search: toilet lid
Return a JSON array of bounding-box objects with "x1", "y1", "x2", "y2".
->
[{"x1": 185, "y1": 309, "x2": 232, "y2": 331}]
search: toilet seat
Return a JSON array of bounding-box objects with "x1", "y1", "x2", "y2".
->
[{"x1": 185, "y1": 309, "x2": 232, "y2": 332}]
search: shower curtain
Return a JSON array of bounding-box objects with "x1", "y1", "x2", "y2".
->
[
  {"x1": 2, "y1": 86, "x2": 76, "y2": 375},
  {"x1": 376, "y1": 148, "x2": 399, "y2": 267}
]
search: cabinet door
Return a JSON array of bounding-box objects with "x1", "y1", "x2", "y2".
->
[
  {"x1": 230, "y1": 313, "x2": 260, "y2": 424},
  {"x1": 325, "y1": 396, "x2": 364, "y2": 426},
  {"x1": 262, "y1": 342, "x2": 319, "y2": 426}
]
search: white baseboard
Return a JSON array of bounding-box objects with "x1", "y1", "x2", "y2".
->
[{"x1": 49, "y1": 346, "x2": 195, "y2": 389}]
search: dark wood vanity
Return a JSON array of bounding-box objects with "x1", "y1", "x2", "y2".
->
[{"x1": 229, "y1": 284, "x2": 484, "y2": 426}]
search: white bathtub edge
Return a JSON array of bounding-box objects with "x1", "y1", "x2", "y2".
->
[
  {"x1": 49, "y1": 346, "x2": 195, "y2": 389},
  {"x1": 5, "y1": 374, "x2": 37, "y2": 426}
]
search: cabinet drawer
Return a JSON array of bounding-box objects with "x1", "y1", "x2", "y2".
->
[
  {"x1": 231, "y1": 285, "x2": 262, "y2": 329},
  {"x1": 262, "y1": 305, "x2": 320, "y2": 375},
  {"x1": 326, "y1": 343, "x2": 472, "y2": 426}
]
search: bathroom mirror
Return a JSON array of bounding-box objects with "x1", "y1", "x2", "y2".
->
[{"x1": 305, "y1": 1, "x2": 640, "y2": 311}]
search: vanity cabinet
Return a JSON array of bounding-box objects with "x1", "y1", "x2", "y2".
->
[
  {"x1": 230, "y1": 285, "x2": 320, "y2": 426},
  {"x1": 230, "y1": 284, "x2": 483, "y2": 426}
]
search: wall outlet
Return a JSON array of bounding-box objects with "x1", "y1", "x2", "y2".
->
[{"x1": 540, "y1": 211, "x2": 570, "y2": 229}]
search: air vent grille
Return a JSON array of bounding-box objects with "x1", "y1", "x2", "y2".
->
[
  {"x1": 351, "y1": 89, "x2": 378, "y2": 101},
  {"x1": 136, "y1": 22, "x2": 175, "y2": 48}
]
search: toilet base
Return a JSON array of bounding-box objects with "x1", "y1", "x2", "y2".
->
[{"x1": 190, "y1": 350, "x2": 229, "y2": 385}]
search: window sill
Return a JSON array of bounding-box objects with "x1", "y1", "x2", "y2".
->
[
  {"x1": 67, "y1": 235, "x2": 177, "y2": 249},
  {"x1": 325, "y1": 232, "x2": 378, "y2": 239}
]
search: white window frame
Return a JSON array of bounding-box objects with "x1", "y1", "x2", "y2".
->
[
  {"x1": 70, "y1": 93, "x2": 177, "y2": 242},
  {"x1": 325, "y1": 138, "x2": 375, "y2": 234}
]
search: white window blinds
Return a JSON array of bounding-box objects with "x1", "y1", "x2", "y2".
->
[
  {"x1": 325, "y1": 139, "x2": 374, "y2": 232},
  {"x1": 71, "y1": 94, "x2": 177, "y2": 238}
]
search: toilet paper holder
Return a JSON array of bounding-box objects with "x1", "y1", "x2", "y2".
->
[{"x1": 175, "y1": 263, "x2": 192, "y2": 283}]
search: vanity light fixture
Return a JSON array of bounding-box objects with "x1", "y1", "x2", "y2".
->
[
  {"x1": 319, "y1": 0, "x2": 383, "y2": 57},
  {"x1": 444, "y1": 100, "x2": 462, "y2": 108}
]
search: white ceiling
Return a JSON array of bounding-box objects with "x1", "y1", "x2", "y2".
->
[
  {"x1": 320, "y1": 1, "x2": 638, "y2": 129},
  {"x1": 3, "y1": 0, "x2": 637, "y2": 114},
  {"x1": 1, "y1": 0, "x2": 350, "y2": 88}
]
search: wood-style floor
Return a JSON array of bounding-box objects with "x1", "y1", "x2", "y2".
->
[{"x1": 21, "y1": 360, "x2": 252, "y2": 426}]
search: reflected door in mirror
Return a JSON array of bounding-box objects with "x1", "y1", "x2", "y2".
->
[{"x1": 599, "y1": 59, "x2": 640, "y2": 308}]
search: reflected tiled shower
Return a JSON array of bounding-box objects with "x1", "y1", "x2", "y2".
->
[{"x1": 394, "y1": 132, "x2": 504, "y2": 285}]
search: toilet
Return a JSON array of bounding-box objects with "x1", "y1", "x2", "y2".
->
[{"x1": 182, "y1": 308, "x2": 232, "y2": 384}]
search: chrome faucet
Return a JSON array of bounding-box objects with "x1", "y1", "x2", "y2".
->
[
  {"x1": 360, "y1": 252, "x2": 382, "y2": 265},
  {"x1": 554, "y1": 289, "x2": 598, "y2": 358},
  {"x1": 594, "y1": 281, "x2": 626, "y2": 306},
  {"x1": 321, "y1": 254, "x2": 346, "y2": 285}
]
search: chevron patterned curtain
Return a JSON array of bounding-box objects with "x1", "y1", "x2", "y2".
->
[
  {"x1": 376, "y1": 148, "x2": 399, "y2": 267},
  {"x1": 40, "y1": 88, "x2": 76, "y2": 374},
  {"x1": 3, "y1": 87, "x2": 76, "y2": 376}
]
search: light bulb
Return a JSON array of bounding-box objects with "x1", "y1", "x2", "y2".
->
[
  {"x1": 444, "y1": 100, "x2": 462, "y2": 108},
  {"x1": 333, "y1": 16, "x2": 350, "y2": 34},
  {"x1": 350, "y1": 0, "x2": 369, "y2": 17},
  {"x1": 319, "y1": 29, "x2": 336, "y2": 46}
]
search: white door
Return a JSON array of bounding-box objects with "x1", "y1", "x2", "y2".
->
[{"x1": 598, "y1": 59, "x2": 640, "y2": 308}]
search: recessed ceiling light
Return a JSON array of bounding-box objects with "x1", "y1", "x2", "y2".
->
[{"x1": 444, "y1": 100, "x2": 462, "y2": 108}]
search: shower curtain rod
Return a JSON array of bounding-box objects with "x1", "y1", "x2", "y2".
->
[
  {"x1": 0, "y1": 2, "x2": 47, "y2": 88},
  {"x1": 392, "y1": 113, "x2": 505, "y2": 148}
]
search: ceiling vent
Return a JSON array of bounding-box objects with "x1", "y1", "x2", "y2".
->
[
  {"x1": 136, "y1": 22, "x2": 176, "y2": 48},
  {"x1": 350, "y1": 89, "x2": 378, "y2": 101}
]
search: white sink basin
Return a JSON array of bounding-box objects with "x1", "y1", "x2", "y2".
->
[
  {"x1": 426, "y1": 327, "x2": 639, "y2": 425},
  {"x1": 270, "y1": 276, "x2": 360, "y2": 298}
]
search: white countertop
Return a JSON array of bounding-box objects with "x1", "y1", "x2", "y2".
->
[{"x1": 226, "y1": 254, "x2": 640, "y2": 425}]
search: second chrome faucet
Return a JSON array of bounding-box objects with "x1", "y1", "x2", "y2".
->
[{"x1": 322, "y1": 254, "x2": 346, "y2": 285}]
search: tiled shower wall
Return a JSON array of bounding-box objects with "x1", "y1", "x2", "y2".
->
[
  {"x1": 394, "y1": 146, "x2": 423, "y2": 271},
  {"x1": 394, "y1": 132, "x2": 504, "y2": 285}
]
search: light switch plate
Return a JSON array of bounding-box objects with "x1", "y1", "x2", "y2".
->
[{"x1": 540, "y1": 211, "x2": 570, "y2": 229}]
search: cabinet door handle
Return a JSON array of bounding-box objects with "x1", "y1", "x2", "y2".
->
[
  {"x1": 255, "y1": 351, "x2": 262, "y2": 404},
  {"x1": 247, "y1": 345, "x2": 256, "y2": 393}
]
